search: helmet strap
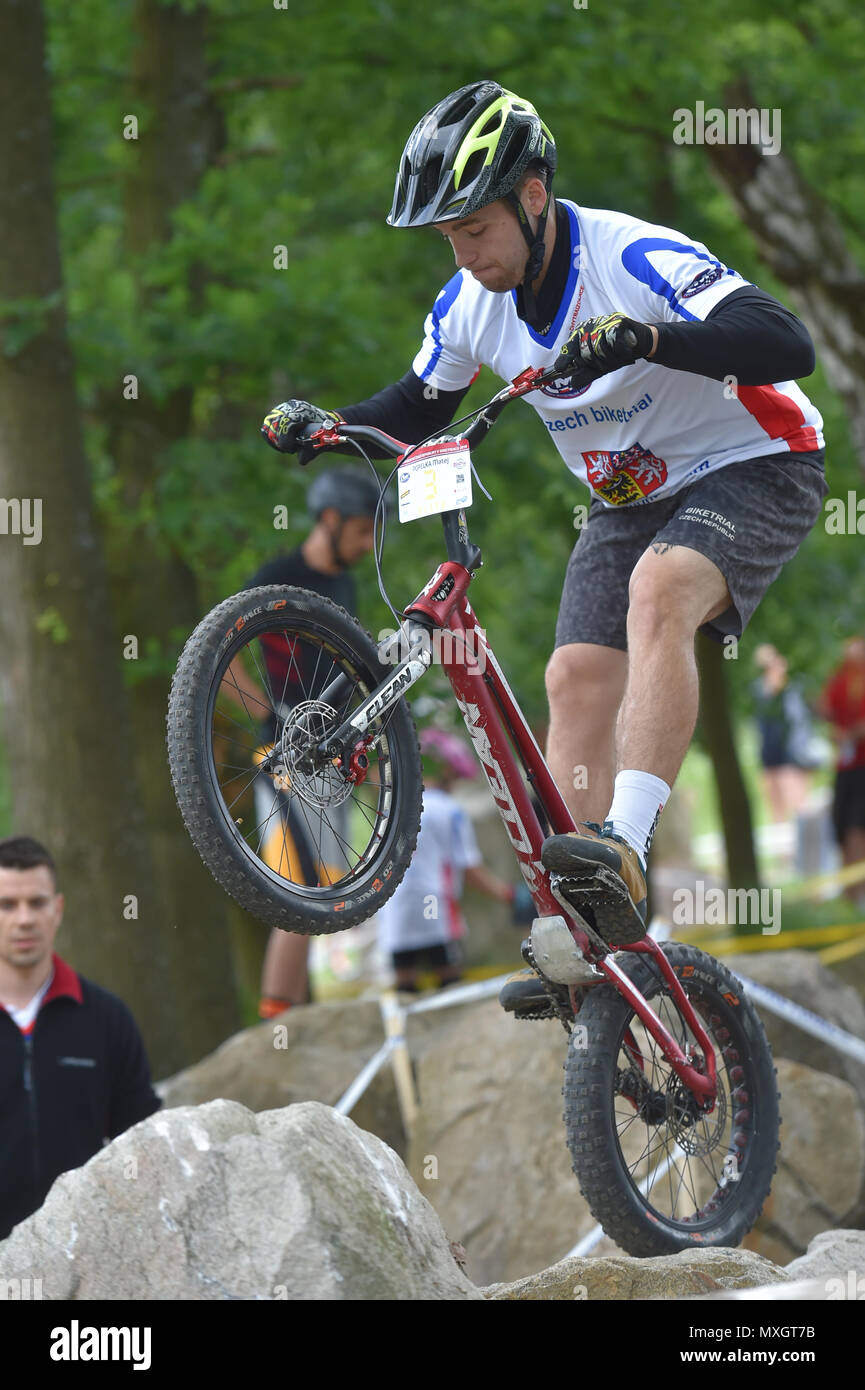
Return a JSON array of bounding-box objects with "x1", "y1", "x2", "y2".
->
[
  {"x1": 321, "y1": 513, "x2": 347, "y2": 572},
  {"x1": 334, "y1": 517, "x2": 349, "y2": 571},
  {"x1": 506, "y1": 179, "x2": 553, "y2": 321}
]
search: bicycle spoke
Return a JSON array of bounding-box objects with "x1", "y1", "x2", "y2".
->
[
  {"x1": 611, "y1": 1001, "x2": 735, "y2": 1226},
  {"x1": 198, "y1": 610, "x2": 414, "y2": 902}
]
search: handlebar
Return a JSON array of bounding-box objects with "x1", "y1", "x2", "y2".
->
[{"x1": 299, "y1": 360, "x2": 602, "y2": 458}]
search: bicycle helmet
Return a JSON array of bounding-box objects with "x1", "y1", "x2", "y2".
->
[
  {"x1": 387, "y1": 80, "x2": 556, "y2": 314},
  {"x1": 307, "y1": 467, "x2": 384, "y2": 520}
]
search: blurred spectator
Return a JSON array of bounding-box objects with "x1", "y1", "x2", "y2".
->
[
  {"x1": 819, "y1": 637, "x2": 865, "y2": 904},
  {"x1": 0, "y1": 836, "x2": 160, "y2": 1239},
  {"x1": 224, "y1": 468, "x2": 380, "y2": 1018},
  {"x1": 752, "y1": 643, "x2": 821, "y2": 824},
  {"x1": 376, "y1": 729, "x2": 519, "y2": 992}
]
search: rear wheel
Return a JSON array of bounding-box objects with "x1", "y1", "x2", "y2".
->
[
  {"x1": 167, "y1": 586, "x2": 423, "y2": 933},
  {"x1": 563, "y1": 943, "x2": 779, "y2": 1255}
]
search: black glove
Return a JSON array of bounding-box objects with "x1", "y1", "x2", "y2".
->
[
  {"x1": 261, "y1": 400, "x2": 341, "y2": 460},
  {"x1": 553, "y1": 312, "x2": 655, "y2": 381}
]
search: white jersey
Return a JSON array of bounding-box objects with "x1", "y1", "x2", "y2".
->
[
  {"x1": 412, "y1": 200, "x2": 824, "y2": 508},
  {"x1": 376, "y1": 786, "x2": 482, "y2": 953}
]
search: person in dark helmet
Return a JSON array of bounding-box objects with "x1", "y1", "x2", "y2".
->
[
  {"x1": 229, "y1": 468, "x2": 381, "y2": 1018},
  {"x1": 261, "y1": 79, "x2": 825, "y2": 1019}
]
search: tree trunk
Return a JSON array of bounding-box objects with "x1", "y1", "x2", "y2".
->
[
  {"x1": 95, "y1": 0, "x2": 244, "y2": 1064},
  {"x1": 0, "y1": 0, "x2": 186, "y2": 1069},
  {"x1": 705, "y1": 77, "x2": 865, "y2": 472},
  {"x1": 696, "y1": 634, "x2": 760, "y2": 899}
]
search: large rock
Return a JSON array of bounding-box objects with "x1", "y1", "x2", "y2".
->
[
  {"x1": 784, "y1": 1228, "x2": 865, "y2": 1289},
  {"x1": 687, "y1": 1278, "x2": 834, "y2": 1300},
  {"x1": 484, "y1": 1248, "x2": 788, "y2": 1300},
  {"x1": 728, "y1": 950, "x2": 865, "y2": 1225},
  {"x1": 157, "y1": 998, "x2": 406, "y2": 1155},
  {"x1": 0, "y1": 1101, "x2": 482, "y2": 1301},
  {"x1": 825, "y1": 943, "x2": 865, "y2": 1015},
  {"x1": 726, "y1": 950, "x2": 865, "y2": 1106},
  {"x1": 746, "y1": 1059, "x2": 865, "y2": 1265},
  {"x1": 406, "y1": 998, "x2": 621, "y2": 1285}
]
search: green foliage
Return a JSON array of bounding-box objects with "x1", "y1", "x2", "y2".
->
[
  {"x1": 34, "y1": 607, "x2": 70, "y2": 645},
  {"x1": 41, "y1": 0, "x2": 865, "y2": 725},
  {"x1": 0, "y1": 291, "x2": 64, "y2": 357}
]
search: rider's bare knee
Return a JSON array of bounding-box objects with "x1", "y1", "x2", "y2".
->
[{"x1": 545, "y1": 643, "x2": 626, "y2": 714}]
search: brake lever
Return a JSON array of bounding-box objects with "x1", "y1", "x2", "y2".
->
[
  {"x1": 505, "y1": 362, "x2": 601, "y2": 401},
  {"x1": 302, "y1": 424, "x2": 345, "y2": 449}
]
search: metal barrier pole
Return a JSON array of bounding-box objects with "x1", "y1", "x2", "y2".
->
[
  {"x1": 333, "y1": 1037, "x2": 397, "y2": 1116},
  {"x1": 402, "y1": 974, "x2": 511, "y2": 1015},
  {"x1": 379, "y1": 990, "x2": 419, "y2": 1137},
  {"x1": 736, "y1": 972, "x2": 865, "y2": 1066}
]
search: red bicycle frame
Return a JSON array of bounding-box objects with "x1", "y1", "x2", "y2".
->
[
  {"x1": 311, "y1": 365, "x2": 717, "y2": 1109},
  {"x1": 404, "y1": 563, "x2": 717, "y2": 1108}
]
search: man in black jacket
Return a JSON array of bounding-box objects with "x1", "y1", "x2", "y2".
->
[{"x1": 0, "y1": 836, "x2": 160, "y2": 1240}]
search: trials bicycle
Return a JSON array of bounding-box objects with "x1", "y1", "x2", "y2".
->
[{"x1": 167, "y1": 363, "x2": 779, "y2": 1257}]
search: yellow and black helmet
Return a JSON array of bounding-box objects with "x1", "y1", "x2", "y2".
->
[{"x1": 387, "y1": 80, "x2": 556, "y2": 229}]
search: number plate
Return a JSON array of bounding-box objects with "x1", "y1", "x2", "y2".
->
[{"x1": 396, "y1": 440, "x2": 473, "y2": 523}]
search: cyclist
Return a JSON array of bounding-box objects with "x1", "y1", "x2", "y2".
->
[
  {"x1": 261, "y1": 80, "x2": 826, "y2": 1011},
  {"x1": 226, "y1": 468, "x2": 381, "y2": 1018}
]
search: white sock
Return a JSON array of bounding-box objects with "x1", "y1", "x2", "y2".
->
[{"x1": 605, "y1": 770, "x2": 671, "y2": 868}]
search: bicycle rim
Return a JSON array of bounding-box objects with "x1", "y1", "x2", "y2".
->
[
  {"x1": 611, "y1": 986, "x2": 749, "y2": 1231},
  {"x1": 208, "y1": 613, "x2": 401, "y2": 901}
]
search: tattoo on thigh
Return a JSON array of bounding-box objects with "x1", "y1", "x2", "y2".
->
[{"x1": 651, "y1": 541, "x2": 680, "y2": 556}]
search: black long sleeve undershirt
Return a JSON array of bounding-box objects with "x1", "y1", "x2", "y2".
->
[
  {"x1": 335, "y1": 373, "x2": 466, "y2": 456},
  {"x1": 331, "y1": 283, "x2": 815, "y2": 455},
  {"x1": 651, "y1": 284, "x2": 816, "y2": 384}
]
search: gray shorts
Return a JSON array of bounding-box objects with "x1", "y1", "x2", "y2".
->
[{"x1": 555, "y1": 450, "x2": 827, "y2": 652}]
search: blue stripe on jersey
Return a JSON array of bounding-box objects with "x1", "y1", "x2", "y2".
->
[
  {"x1": 419, "y1": 272, "x2": 464, "y2": 380},
  {"x1": 620, "y1": 239, "x2": 731, "y2": 321},
  {"x1": 512, "y1": 202, "x2": 581, "y2": 347}
]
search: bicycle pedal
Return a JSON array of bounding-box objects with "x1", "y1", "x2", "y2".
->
[
  {"x1": 548, "y1": 880, "x2": 609, "y2": 955},
  {"x1": 550, "y1": 871, "x2": 646, "y2": 948}
]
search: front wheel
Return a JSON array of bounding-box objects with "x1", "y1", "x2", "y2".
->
[
  {"x1": 167, "y1": 586, "x2": 423, "y2": 933},
  {"x1": 563, "y1": 943, "x2": 779, "y2": 1256}
]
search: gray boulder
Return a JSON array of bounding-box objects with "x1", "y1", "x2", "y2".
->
[
  {"x1": 484, "y1": 1248, "x2": 788, "y2": 1300},
  {"x1": 407, "y1": 997, "x2": 621, "y2": 1285},
  {"x1": 784, "y1": 1228, "x2": 865, "y2": 1293},
  {"x1": 157, "y1": 998, "x2": 406, "y2": 1155},
  {"x1": 726, "y1": 949, "x2": 865, "y2": 1105},
  {"x1": 0, "y1": 1100, "x2": 482, "y2": 1301},
  {"x1": 746, "y1": 1059, "x2": 865, "y2": 1265}
]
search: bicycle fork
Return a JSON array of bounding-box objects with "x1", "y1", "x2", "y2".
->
[
  {"x1": 603, "y1": 942, "x2": 718, "y2": 1110},
  {"x1": 309, "y1": 618, "x2": 435, "y2": 756}
]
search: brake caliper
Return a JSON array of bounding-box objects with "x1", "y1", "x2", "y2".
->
[{"x1": 340, "y1": 739, "x2": 371, "y2": 787}]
